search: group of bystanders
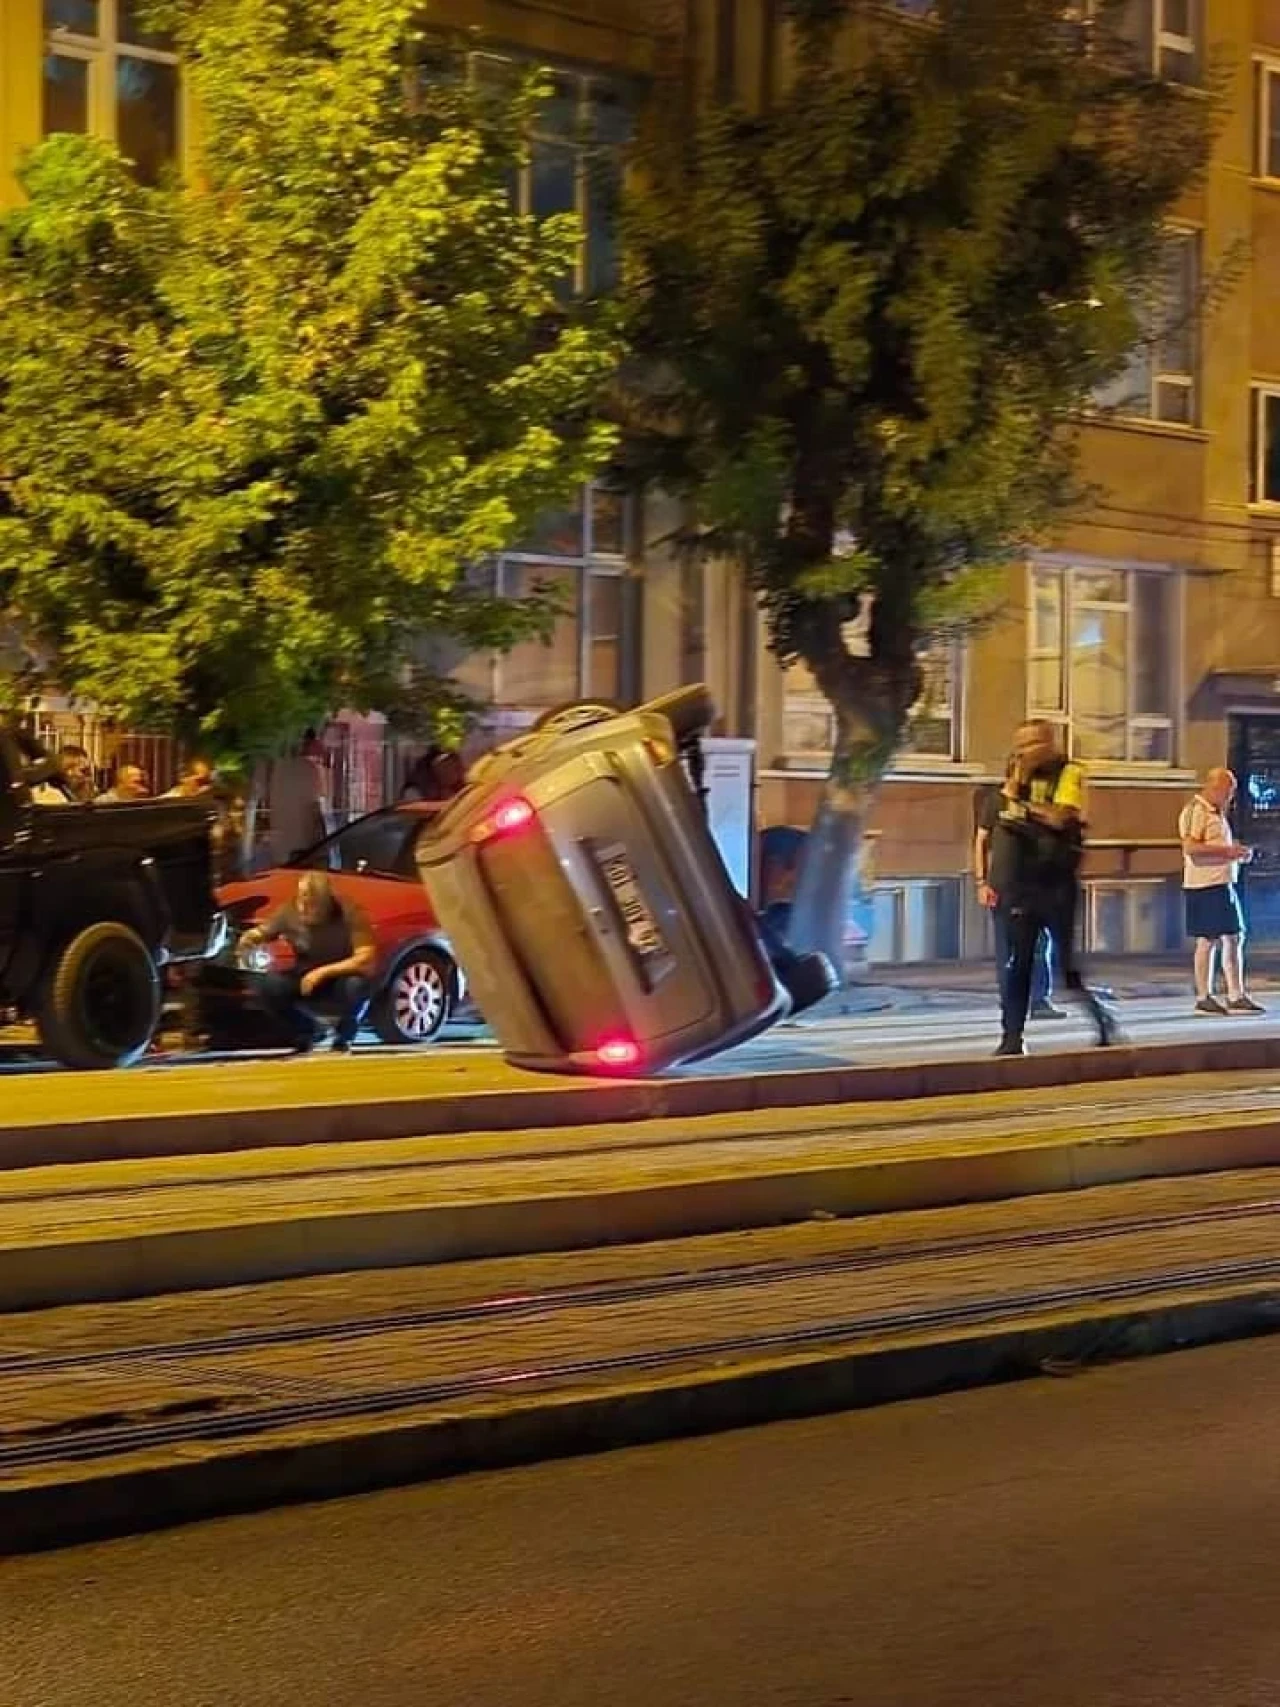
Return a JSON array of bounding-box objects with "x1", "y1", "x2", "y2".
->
[{"x1": 973, "y1": 727, "x2": 1264, "y2": 1053}]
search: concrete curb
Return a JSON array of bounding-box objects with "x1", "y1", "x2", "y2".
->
[
  {"x1": 4, "y1": 1033, "x2": 1280, "y2": 1171},
  {"x1": 11, "y1": 1108, "x2": 1280, "y2": 1311},
  {"x1": 5, "y1": 1282, "x2": 1279, "y2": 1555}
]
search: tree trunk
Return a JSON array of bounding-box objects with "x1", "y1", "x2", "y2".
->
[
  {"x1": 784, "y1": 773, "x2": 871, "y2": 976},
  {"x1": 783, "y1": 651, "x2": 917, "y2": 977}
]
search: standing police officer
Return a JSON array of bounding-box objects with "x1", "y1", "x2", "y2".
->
[{"x1": 991, "y1": 720, "x2": 1117, "y2": 1057}]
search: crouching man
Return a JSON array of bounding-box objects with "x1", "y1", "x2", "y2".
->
[{"x1": 241, "y1": 872, "x2": 376, "y2": 1053}]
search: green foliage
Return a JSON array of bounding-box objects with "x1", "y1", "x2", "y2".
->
[
  {"x1": 0, "y1": 0, "x2": 619, "y2": 756},
  {"x1": 622, "y1": 0, "x2": 1219, "y2": 762}
]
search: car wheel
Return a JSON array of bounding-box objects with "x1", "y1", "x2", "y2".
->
[
  {"x1": 371, "y1": 948, "x2": 453, "y2": 1046},
  {"x1": 37, "y1": 922, "x2": 162, "y2": 1070},
  {"x1": 532, "y1": 700, "x2": 620, "y2": 737}
]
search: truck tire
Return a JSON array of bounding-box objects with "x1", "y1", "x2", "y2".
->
[{"x1": 37, "y1": 923, "x2": 162, "y2": 1070}]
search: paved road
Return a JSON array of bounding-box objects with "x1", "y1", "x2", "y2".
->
[{"x1": 6, "y1": 1337, "x2": 1280, "y2": 1707}]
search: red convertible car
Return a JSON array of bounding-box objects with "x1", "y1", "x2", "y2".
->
[{"x1": 206, "y1": 804, "x2": 463, "y2": 1047}]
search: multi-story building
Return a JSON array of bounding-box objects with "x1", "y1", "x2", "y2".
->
[
  {"x1": 751, "y1": 0, "x2": 1280, "y2": 962},
  {"x1": 4, "y1": 1, "x2": 1280, "y2": 958}
]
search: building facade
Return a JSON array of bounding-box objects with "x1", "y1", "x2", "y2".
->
[
  {"x1": 752, "y1": 0, "x2": 1280, "y2": 962},
  {"x1": 5, "y1": 1, "x2": 1280, "y2": 957}
]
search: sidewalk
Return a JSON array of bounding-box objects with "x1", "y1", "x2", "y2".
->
[
  {"x1": 2, "y1": 979, "x2": 1280, "y2": 1170},
  {"x1": 783, "y1": 952, "x2": 1274, "y2": 1018}
]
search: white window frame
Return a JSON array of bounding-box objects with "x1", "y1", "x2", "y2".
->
[
  {"x1": 44, "y1": 0, "x2": 182, "y2": 171},
  {"x1": 780, "y1": 639, "x2": 965, "y2": 767},
  {"x1": 1250, "y1": 384, "x2": 1280, "y2": 509},
  {"x1": 1153, "y1": 0, "x2": 1198, "y2": 81},
  {"x1": 41, "y1": 40, "x2": 98, "y2": 132},
  {"x1": 868, "y1": 878, "x2": 963, "y2": 965},
  {"x1": 1091, "y1": 228, "x2": 1199, "y2": 428},
  {"x1": 1256, "y1": 59, "x2": 1280, "y2": 183},
  {"x1": 492, "y1": 483, "x2": 633, "y2": 708},
  {"x1": 1026, "y1": 559, "x2": 1181, "y2": 769},
  {"x1": 468, "y1": 52, "x2": 628, "y2": 298},
  {"x1": 1083, "y1": 878, "x2": 1169, "y2": 955},
  {"x1": 1069, "y1": 1, "x2": 1201, "y2": 84},
  {"x1": 900, "y1": 641, "x2": 963, "y2": 764}
]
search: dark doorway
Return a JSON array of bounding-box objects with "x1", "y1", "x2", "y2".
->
[{"x1": 1228, "y1": 715, "x2": 1280, "y2": 940}]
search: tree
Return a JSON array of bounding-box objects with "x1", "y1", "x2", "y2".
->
[
  {"x1": 0, "y1": 0, "x2": 619, "y2": 761},
  {"x1": 620, "y1": 0, "x2": 1219, "y2": 966}
]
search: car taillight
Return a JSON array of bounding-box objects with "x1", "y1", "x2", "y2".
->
[
  {"x1": 471, "y1": 796, "x2": 536, "y2": 845},
  {"x1": 596, "y1": 1037, "x2": 642, "y2": 1069}
]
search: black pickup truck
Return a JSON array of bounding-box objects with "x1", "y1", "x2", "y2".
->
[{"x1": 0, "y1": 726, "x2": 226, "y2": 1069}]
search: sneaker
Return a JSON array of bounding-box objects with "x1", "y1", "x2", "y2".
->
[
  {"x1": 331, "y1": 1037, "x2": 353, "y2": 1054},
  {"x1": 1194, "y1": 996, "x2": 1228, "y2": 1016},
  {"x1": 1227, "y1": 995, "x2": 1266, "y2": 1014},
  {"x1": 993, "y1": 1037, "x2": 1027, "y2": 1057},
  {"x1": 1030, "y1": 1002, "x2": 1067, "y2": 1021},
  {"x1": 289, "y1": 1032, "x2": 317, "y2": 1055}
]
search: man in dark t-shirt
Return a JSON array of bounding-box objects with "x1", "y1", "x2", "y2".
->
[{"x1": 241, "y1": 871, "x2": 377, "y2": 1052}]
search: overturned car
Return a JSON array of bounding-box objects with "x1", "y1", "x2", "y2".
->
[{"x1": 417, "y1": 687, "x2": 835, "y2": 1076}]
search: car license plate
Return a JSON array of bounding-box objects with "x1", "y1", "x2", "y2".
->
[{"x1": 595, "y1": 845, "x2": 666, "y2": 964}]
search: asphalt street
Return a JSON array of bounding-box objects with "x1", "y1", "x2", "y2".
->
[{"x1": 5, "y1": 1336, "x2": 1280, "y2": 1707}]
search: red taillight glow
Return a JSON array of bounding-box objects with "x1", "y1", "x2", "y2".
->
[
  {"x1": 471, "y1": 796, "x2": 535, "y2": 844},
  {"x1": 493, "y1": 798, "x2": 534, "y2": 832},
  {"x1": 596, "y1": 1037, "x2": 642, "y2": 1069}
]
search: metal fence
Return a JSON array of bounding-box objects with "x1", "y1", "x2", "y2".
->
[
  {"x1": 28, "y1": 710, "x2": 434, "y2": 815},
  {"x1": 27, "y1": 712, "x2": 182, "y2": 796},
  {"x1": 318, "y1": 724, "x2": 431, "y2": 823}
]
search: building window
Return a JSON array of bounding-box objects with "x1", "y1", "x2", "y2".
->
[
  {"x1": 1063, "y1": 1, "x2": 1201, "y2": 84},
  {"x1": 43, "y1": 0, "x2": 180, "y2": 184},
  {"x1": 1149, "y1": 0, "x2": 1200, "y2": 84},
  {"x1": 780, "y1": 666, "x2": 833, "y2": 763},
  {"x1": 905, "y1": 646, "x2": 957, "y2": 758},
  {"x1": 869, "y1": 880, "x2": 962, "y2": 965},
  {"x1": 1084, "y1": 880, "x2": 1170, "y2": 954},
  {"x1": 1092, "y1": 231, "x2": 1198, "y2": 427},
  {"x1": 470, "y1": 54, "x2": 631, "y2": 297},
  {"x1": 1250, "y1": 387, "x2": 1280, "y2": 507},
  {"x1": 1255, "y1": 61, "x2": 1280, "y2": 182},
  {"x1": 780, "y1": 642, "x2": 961, "y2": 765},
  {"x1": 495, "y1": 484, "x2": 634, "y2": 708},
  {"x1": 1028, "y1": 562, "x2": 1178, "y2": 765}
]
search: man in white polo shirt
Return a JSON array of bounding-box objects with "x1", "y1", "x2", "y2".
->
[{"x1": 1179, "y1": 767, "x2": 1263, "y2": 1015}]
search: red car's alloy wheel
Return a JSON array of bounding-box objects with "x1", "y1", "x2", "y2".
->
[{"x1": 373, "y1": 948, "x2": 451, "y2": 1045}]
